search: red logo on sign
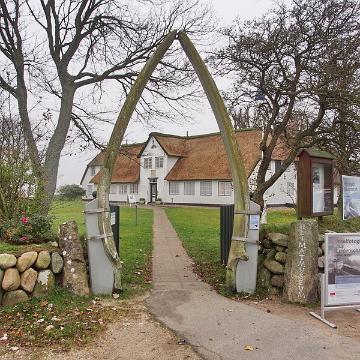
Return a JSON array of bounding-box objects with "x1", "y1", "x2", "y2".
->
[{"x1": 330, "y1": 292, "x2": 336, "y2": 296}]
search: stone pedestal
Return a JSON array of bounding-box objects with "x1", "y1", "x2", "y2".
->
[
  {"x1": 59, "y1": 221, "x2": 90, "y2": 296},
  {"x1": 283, "y1": 220, "x2": 319, "y2": 304}
]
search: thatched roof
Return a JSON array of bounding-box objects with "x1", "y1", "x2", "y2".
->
[
  {"x1": 89, "y1": 143, "x2": 144, "y2": 184},
  {"x1": 83, "y1": 129, "x2": 291, "y2": 184},
  {"x1": 164, "y1": 130, "x2": 263, "y2": 181}
]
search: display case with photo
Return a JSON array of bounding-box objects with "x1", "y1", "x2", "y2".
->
[{"x1": 297, "y1": 148, "x2": 334, "y2": 217}]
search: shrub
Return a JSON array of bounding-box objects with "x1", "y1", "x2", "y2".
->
[
  {"x1": 58, "y1": 184, "x2": 85, "y2": 200},
  {"x1": 0, "y1": 211, "x2": 54, "y2": 245}
]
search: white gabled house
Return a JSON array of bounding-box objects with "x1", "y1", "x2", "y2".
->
[{"x1": 80, "y1": 129, "x2": 297, "y2": 206}]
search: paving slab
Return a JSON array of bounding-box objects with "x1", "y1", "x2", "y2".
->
[{"x1": 146, "y1": 207, "x2": 360, "y2": 360}]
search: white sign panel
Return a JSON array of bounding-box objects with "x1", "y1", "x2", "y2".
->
[
  {"x1": 342, "y1": 175, "x2": 360, "y2": 220},
  {"x1": 110, "y1": 212, "x2": 116, "y2": 225},
  {"x1": 249, "y1": 214, "x2": 260, "y2": 230},
  {"x1": 325, "y1": 233, "x2": 360, "y2": 306},
  {"x1": 127, "y1": 194, "x2": 137, "y2": 204}
]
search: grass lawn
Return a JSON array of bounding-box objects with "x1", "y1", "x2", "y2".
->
[
  {"x1": 261, "y1": 207, "x2": 360, "y2": 235},
  {"x1": 0, "y1": 288, "x2": 125, "y2": 352},
  {"x1": 165, "y1": 206, "x2": 360, "y2": 296},
  {"x1": 0, "y1": 200, "x2": 153, "y2": 351},
  {"x1": 50, "y1": 200, "x2": 154, "y2": 297}
]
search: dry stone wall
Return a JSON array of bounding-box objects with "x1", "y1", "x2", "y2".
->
[
  {"x1": 0, "y1": 249, "x2": 64, "y2": 306},
  {"x1": 258, "y1": 231, "x2": 325, "y2": 298}
]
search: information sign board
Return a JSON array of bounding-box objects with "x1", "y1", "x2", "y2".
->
[
  {"x1": 342, "y1": 175, "x2": 360, "y2": 220},
  {"x1": 249, "y1": 214, "x2": 260, "y2": 230},
  {"x1": 325, "y1": 233, "x2": 360, "y2": 306},
  {"x1": 110, "y1": 212, "x2": 116, "y2": 225},
  {"x1": 127, "y1": 194, "x2": 137, "y2": 204}
]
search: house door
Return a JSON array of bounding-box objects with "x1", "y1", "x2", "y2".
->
[{"x1": 150, "y1": 183, "x2": 157, "y2": 203}]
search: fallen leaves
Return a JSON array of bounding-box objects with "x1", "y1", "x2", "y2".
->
[{"x1": 243, "y1": 345, "x2": 254, "y2": 351}]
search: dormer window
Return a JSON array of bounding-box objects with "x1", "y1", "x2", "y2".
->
[{"x1": 90, "y1": 166, "x2": 96, "y2": 175}]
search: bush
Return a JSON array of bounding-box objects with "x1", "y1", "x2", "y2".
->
[
  {"x1": 58, "y1": 184, "x2": 85, "y2": 200},
  {"x1": 0, "y1": 211, "x2": 54, "y2": 245}
]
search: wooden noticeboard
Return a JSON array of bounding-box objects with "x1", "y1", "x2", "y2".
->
[{"x1": 297, "y1": 148, "x2": 334, "y2": 218}]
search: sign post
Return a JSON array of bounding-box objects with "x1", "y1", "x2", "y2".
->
[{"x1": 310, "y1": 233, "x2": 360, "y2": 328}]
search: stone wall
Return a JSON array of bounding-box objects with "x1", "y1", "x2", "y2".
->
[
  {"x1": 0, "y1": 249, "x2": 64, "y2": 306},
  {"x1": 257, "y1": 232, "x2": 324, "y2": 296}
]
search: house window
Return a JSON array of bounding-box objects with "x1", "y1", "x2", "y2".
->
[
  {"x1": 130, "y1": 183, "x2": 138, "y2": 194},
  {"x1": 110, "y1": 184, "x2": 117, "y2": 194},
  {"x1": 144, "y1": 157, "x2": 152, "y2": 169},
  {"x1": 155, "y1": 156, "x2": 163, "y2": 168},
  {"x1": 267, "y1": 162, "x2": 272, "y2": 171},
  {"x1": 218, "y1": 181, "x2": 232, "y2": 196},
  {"x1": 200, "y1": 181, "x2": 212, "y2": 196},
  {"x1": 87, "y1": 184, "x2": 93, "y2": 195},
  {"x1": 119, "y1": 184, "x2": 127, "y2": 194},
  {"x1": 184, "y1": 181, "x2": 195, "y2": 195},
  {"x1": 90, "y1": 166, "x2": 96, "y2": 175},
  {"x1": 169, "y1": 182, "x2": 179, "y2": 195},
  {"x1": 275, "y1": 160, "x2": 282, "y2": 173}
]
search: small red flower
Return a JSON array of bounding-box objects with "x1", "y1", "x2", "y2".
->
[
  {"x1": 21, "y1": 217, "x2": 29, "y2": 224},
  {"x1": 19, "y1": 236, "x2": 28, "y2": 241}
]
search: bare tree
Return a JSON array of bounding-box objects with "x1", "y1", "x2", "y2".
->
[
  {"x1": 0, "y1": 0, "x2": 213, "y2": 213},
  {"x1": 213, "y1": 0, "x2": 360, "y2": 208},
  {"x1": 0, "y1": 112, "x2": 35, "y2": 221}
]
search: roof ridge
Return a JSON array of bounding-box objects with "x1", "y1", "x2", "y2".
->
[{"x1": 151, "y1": 128, "x2": 261, "y2": 141}]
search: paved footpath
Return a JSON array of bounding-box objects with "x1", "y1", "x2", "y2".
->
[{"x1": 146, "y1": 207, "x2": 360, "y2": 360}]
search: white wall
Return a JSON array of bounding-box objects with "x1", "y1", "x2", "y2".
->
[
  {"x1": 162, "y1": 180, "x2": 235, "y2": 205},
  {"x1": 248, "y1": 161, "x2": 297, "y2": 206},
  {"x1": 138, "y1": 137, "x2": 173, "y2": 202},
  {"x1": 80, "y1": 145, "x2": 299, "y2": 206},
  {"x1": 81, "y1": 165, "x2": 101, "y2": 199}
]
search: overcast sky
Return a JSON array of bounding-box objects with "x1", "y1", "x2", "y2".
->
[{"x1": 57, "y1": 0, "x2": 276, "y2": 187}]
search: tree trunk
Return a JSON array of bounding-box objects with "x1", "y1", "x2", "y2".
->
[
  {"x1": 96, "y1": 31, "x2": 177, "y2": 291},
  {"x1": 178, "y1": 32, "x2": 249, "y2": 292},
  {"x1": 40, "y1": 87, "x2": 76, "y2": 214}
]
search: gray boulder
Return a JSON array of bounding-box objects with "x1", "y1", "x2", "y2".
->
[
  {"x1": 0, "y1": 254, "x2": 17, "y2": 269},
  {"x1": 318, "y1": 247, "x2": 323, "y2": 257},
  {"x1": 269, "y1": 286, "x2": 281, "y2": 296},
  {"x1": 275, "y1": 245, "x2": 286, "y2": 252},
  {"x1": 20, "y1": 268, "x2": 38, "y2": 293},
  {"x1": 271, "y1": 275, "x2": 284, "y2": 288},
  {"x1": 318, "y1": 256, "x2": 325, "y2": 269},
  {"x1": 257, "y1": 267, "x2": 271, "y2": 291},
  {"x1": 0, "y1": 269, "x2": 3, "y2": 304},
  {"x1": 34, "y1": 251, "x2": 51, "y2": 270},
  {"x1": 32, "y1": 270, "x2": 55, "y2": 297},
  {"x1": 16, "y1": 251, "x2": 38, "y2": 272},
  {"x1": 2, "y1": 290, "x2": 29, "y2": 306},
  {"x1": 265, "y1": 249, "x2": 276, "y2": 260},
  {"x1": 262, "y1": 238, "x2": 273, "y2": 249},
  {"x1": 283, "y1": 220, "x2": 319, "y2": 304},
  {"x1": 50, "y1": 252, "x2": 64, "y2": 274},
  {"x1": 59, "y1": 221, "x2": 89, "y2": 296},
  {"x1": 275, "y1": 252, "x2": 287, "y2": 264},
  {"x1": 263, "y1": 259, "x2": 284, "y2": 274},
  {"x1": 2, "y1": 268, "x2": 20, "y2": 291},
  {"x1": 267, "y1": 233, "x2": 289, "y2": 247}
]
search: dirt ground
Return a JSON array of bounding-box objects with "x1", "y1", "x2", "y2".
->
[
  {"x1": 1, "y1": 294, "x2": 359, "y2": 360},
  {"x1": 0, "y1": 296, "x2": 201, "y2": 360},
  {"x1": 242, "y1": 295, "x2": 360, "y2": 341}
]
